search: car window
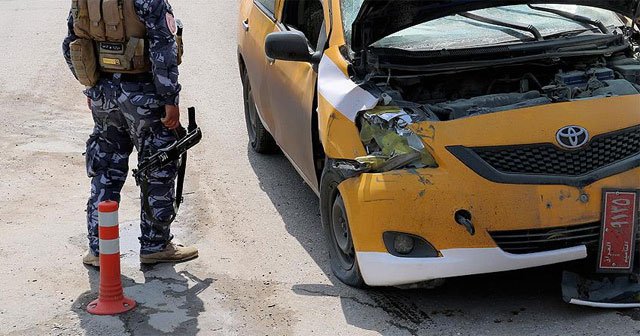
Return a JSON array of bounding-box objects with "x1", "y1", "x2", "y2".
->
[
  {"x1": 340, "y1": 0, "x2": 365, "y2": 45},
  {"x1": 341, "y1": 3, "x2": 625, "y2": 50},
  {"x1": 282, "y1": 0, "x2": 324, "y2": 49},
  {"x1": 256, "y1": 0, "x2": 277, "y2": 15}
]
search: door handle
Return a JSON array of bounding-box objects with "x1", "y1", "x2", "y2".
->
[{"x1": 242, "y1": 19, "x2": 250, "y2": 32}]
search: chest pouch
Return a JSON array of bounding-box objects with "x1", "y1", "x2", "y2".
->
[
  {"x1": 72, "y1": 0, "x2": 91, "y2": 39},
  {"x1": 69, "y1": 38, "x2": 100, "y2": 87},
  {"x1": 102, "y1": 0, "x2": 126, "y2": 42},
  {"x1": 87, "y1": 0, "x2": 106, "y2": 41}
]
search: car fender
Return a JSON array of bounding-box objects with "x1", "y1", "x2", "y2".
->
[{"x1": 317, "y1": 46, "x2": 376, "y2": 160}]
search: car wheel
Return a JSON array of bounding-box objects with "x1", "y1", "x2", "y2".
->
[
  {"x1": 242, "y1": 69, "x2": 277, "y2": 154},
  {"x1": 321, "y1": 168, "x2": 366, "y2": 288}
]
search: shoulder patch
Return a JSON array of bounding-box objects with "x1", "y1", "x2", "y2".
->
[{"x1": 166, "y1": 13, "x2": 177, "y2": 35}]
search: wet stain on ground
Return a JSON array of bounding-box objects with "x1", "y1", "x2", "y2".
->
[{"x1": 72, "y1": 266, "x2": 213, "y2": 335}]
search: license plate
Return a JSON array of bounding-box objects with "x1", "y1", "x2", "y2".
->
[{"x1": 597, "y1": 190, "x2": 640, "y2": 273}]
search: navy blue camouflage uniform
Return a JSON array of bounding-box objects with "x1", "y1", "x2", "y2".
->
[{"x1": 63, "y1": 0, "x2": 181, "y2": 256}]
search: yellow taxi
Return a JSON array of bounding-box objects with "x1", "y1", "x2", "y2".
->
[{"x1": 237, "y1": 0, "x2": 640, "y2": 287}]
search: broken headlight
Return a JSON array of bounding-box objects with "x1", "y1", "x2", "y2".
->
[{"x1": 357, "y1": 107, "x2": 437, "y2": 172}]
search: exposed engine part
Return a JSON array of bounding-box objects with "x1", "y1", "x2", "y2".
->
[
  {"x1": 554, "y1": 67, "x2": 614, "y2": 86},
  {"x1": 610, "y1": 57, "x2": 640, "y2": 84},
  {"x1": 543, "y1": 65, "x2": 640, "y2": 101},
  {"x1": 375, "y1": 61, "x2": 640, "y2": 121},
  {"x1": 425, "y1": 91, "x2": 552, "y2": 120},
  {"x1": 448, "y1": 66, "x2": 640, "y2": 118}
]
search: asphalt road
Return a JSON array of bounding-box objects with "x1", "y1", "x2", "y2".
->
[{"x1": 1, "y1": 1, "x2": 639, "y2": 335}]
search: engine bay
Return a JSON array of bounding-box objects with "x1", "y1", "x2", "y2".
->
[{"x1": 368, "y1": 54, "x2": 640, "y2": 121}]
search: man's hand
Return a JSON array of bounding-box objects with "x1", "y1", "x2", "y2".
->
[{"x1": 162, "y1": 105, "x2": 181, "y2": 130}]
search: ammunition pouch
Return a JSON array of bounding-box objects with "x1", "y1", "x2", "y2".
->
[
  {"x1": 72, "y1": 0, "x2": 91, "y2": 39},
  {"x1": 70, "y1": 38, "x2": 100, "y2": 87}
]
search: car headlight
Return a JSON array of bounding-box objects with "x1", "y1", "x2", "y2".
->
[{"x1": 357, "y1": 107, "x2": 437, "y2": 172}]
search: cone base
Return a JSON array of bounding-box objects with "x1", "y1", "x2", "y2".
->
[{"x1": 87, "y1": 296, "x2": 136, "y2": 315}]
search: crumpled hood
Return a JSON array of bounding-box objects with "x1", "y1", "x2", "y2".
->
[{"x1": 351, "y1": 0, "x2": 640, "y2": 50}]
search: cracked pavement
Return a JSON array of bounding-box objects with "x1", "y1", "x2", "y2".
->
[{"x1": 1, "y1": 0, "x2": 640, "y2": 335}]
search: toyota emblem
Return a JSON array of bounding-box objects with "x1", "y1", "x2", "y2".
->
[{"x1": 556, "y1": 126, "x2": 590, "y2": 149}]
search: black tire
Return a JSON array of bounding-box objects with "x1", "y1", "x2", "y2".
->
[
  {"x1": 320, "y1": 168, "x2": 366, "y2": 288},
  {"x1": 241, "y1": 68, "x2": 277, "y2": 154}
]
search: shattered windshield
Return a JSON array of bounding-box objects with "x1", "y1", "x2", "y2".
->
[{"x1": 341, "y1": 3, "x2": 625, "y2": 50}]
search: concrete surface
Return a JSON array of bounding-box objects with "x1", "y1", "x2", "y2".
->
[{"x1": 0, "y1": 0, "x2": 639, "y2": 335}]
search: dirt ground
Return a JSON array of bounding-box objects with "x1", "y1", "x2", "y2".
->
[{"x1": 1, "y1": 0, "x2": 640, "y2": 335}]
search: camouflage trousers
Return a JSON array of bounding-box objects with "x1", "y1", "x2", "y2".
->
[{"x1": 85, "y1": 77, "x2": 178, "y2": 256}]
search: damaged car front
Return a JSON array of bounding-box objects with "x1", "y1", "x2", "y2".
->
[{"x1": 317, "y1": 0, "x2": 640, "y2": 290}]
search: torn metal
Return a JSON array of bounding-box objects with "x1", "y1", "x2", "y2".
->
[{"x1": 354, "y1": 106, "x2": 438, "y2": 173}]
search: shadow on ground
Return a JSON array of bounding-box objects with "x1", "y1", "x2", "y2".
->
[
  {"x1": 72, "y1": 264, "x2": 213, "y2": 335},
  {"x1": 247, "y1": 147, "x2": 629, "y2": 335}
]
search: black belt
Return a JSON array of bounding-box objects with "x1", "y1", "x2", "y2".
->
[{"x1": 101, "y1": 72, "x2": 154, "y2": 83}]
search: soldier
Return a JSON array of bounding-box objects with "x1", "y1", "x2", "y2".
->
[{"x1": 63, "y1": 0, "x2": 198, "y2": 266}]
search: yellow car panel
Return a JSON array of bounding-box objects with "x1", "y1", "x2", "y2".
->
[
  {"x1": 238, "y1": 0, "x2": 281, "y2": 133},
  {"x1": 339, "y1": 166, "x2": 640, "y2": 253}
]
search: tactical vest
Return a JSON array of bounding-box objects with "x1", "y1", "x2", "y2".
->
[{"x1": 69, "y1": 0, "x2": 183, "y2": 86}]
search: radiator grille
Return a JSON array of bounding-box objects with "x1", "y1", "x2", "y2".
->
[
  {"x1": 472, "y1": 126, "x2": 640, "y2": 176},
  {"x1": 490, "y1": 222, "x2": 601, "y2": 254}
]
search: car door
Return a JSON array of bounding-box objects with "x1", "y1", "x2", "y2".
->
[
  {"x1": 238, "y1": 0, "x2": 282, "y2": 134},
  {"x1": 264, "y1": 0, "x2": 325, "y2": 192}
]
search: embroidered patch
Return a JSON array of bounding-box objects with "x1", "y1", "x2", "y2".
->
[{"x1": 166, "y1": 13, "x2": 177, "y2": 35}]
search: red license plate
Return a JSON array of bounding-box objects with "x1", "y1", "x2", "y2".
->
[{"x1": 597, "y1": 190, "x2": 640, "y2": 273}]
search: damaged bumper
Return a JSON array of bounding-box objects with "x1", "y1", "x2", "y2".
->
[
  {"x1": 358, "y1": 247, "x2": 587, "y2": 286},
  {"x1": 336, "y1": 162, "x2": 640, "y2": 285},
  {"x1": 337, "y1": 165, "x2": 640, "y2": 286}
]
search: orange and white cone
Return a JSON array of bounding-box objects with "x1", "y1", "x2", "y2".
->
[{"x1": 87, "y1": 201, "x2": 136, "y2": 315}]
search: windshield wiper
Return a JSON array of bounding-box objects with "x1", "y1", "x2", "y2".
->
[
  {"x1": 460, "y1": 12, "x2": 544, "y2": 41},
  {"x1": 527, "y1": 4, "x2": 609, "y2": 34}
]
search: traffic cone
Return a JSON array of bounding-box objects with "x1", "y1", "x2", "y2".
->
[{"x1": 87, "y1": 201, "x2": 136, "y2": 315}]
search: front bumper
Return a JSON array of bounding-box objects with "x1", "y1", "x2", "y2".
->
[
  {"x1": 357, "y1": 246, "x2": 587, "y2": 286},
  {"x1": 338, "y1": 166, "x2": 639, "y2": 285},
  {"x1": 333, "y1": 95, "x2": 639, "y2": 286}
]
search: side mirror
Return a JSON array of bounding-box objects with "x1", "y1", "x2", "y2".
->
[{"x1": 265, "y1": 31, "x2": 319, "y2": 64}]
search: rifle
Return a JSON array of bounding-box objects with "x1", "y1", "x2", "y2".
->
[{"x1": 133, "y1": 107, "x2": 203, "y2": 226}]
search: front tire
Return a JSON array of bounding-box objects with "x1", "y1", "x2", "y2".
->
[
  {"x1": 241, "y1": 69, "x2": 277, "y2": 154},
  {"x1": 320, "y1": 168, "x2": 366, "y2": 288}
]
